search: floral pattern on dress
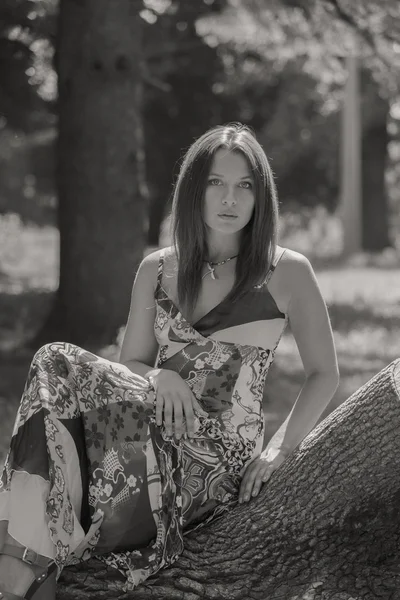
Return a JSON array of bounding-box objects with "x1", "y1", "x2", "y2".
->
[{"x1": 1, "y1": 247, "x2": 288, "y2": 591}]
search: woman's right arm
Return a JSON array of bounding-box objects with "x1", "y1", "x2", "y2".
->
[
  {"x1": 119, "y1": 251, "x2": 160, "y2": 377},
  {"x1": 119, "y1": 251, "x2": 207, "y2": 439}
]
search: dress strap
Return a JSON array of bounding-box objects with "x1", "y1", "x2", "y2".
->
[
  {"x1": 274, "y1": 246, "x2": 287, "y2": 267},
  {"x1": 264, "y1": 246, "x2": 287, "y2": 285},
  {"x1": 155, "y1": 248, "x2": 166, "y2": 292}
]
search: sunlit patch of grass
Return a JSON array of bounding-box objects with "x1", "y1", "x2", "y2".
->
[
  {"x1": 0, "y1": 216, "x2": 59, "y2": 293},
  {"x1": 0, "y1": 216, "x2": 58, "y2": 352},
  {"x1": 335, "y1": 326, "x2": 400, "y2": 363},
  {"x1": 317, "y1": 268, "x2": 400, "y2": 307}
]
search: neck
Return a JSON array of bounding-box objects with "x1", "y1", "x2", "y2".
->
[{"x1": 206, "y1": 231, "x2": 240, "y2": 263}]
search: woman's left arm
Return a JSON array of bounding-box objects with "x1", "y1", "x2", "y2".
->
[
  {"x1": 270, "y1": 253, "x2": 340, "y2": 456},
  {"x1": 239, "y1": 254, "x2": 340, "y2": 503}
]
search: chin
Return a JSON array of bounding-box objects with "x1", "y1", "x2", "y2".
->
[
  {"x1": 207, "y1": 218, "x2": 246, "y2": 234},
  {"x1": 213, "y1": 223, "x2": 244, "y2": 235}
]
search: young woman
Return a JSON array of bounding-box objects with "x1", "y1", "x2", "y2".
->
[{"x1": 0, "y1": 123, "x2": 339, "y2": 597}]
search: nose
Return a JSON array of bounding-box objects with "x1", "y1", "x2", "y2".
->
[{"x1": 222, "y1": 193, "x2": 237, "y2": 206}]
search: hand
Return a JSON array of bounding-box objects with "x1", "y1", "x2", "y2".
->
[
  {"x1": 238, "y1": 446, "x2": 288, "y2": 504},
  {"x1": 146, "y1": 368, "x2": 208, "y2": 440}
]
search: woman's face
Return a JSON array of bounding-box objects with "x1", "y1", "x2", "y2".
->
[{"x1": 203, "y1": 149, "x2": 255, "y2": 236}]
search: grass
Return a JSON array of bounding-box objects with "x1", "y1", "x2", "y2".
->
[{"x1": 1, "y1": 212, "x2": 400, "y2": 466}]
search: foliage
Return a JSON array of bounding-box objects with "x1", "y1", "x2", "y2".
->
[
  {"x1": 0, "y1": 0, "x2": 57, "y2": 130},
  {"x1": 0, "y1": 0, "x2": 57, "y2": 222},
  {"x1": 196, "y1": 3, "x2": 344, "y2": 210},
  {"x1": 140, "y1": 0, "x2": 233, "y2": 243},
  {"x1": 196, "y1": 0, "x2": 400, "y2": 215},
  {"x1": 2, "y1": 0, "x2": 400, "y2": 225},
  {"x1": 0, "y1": 127, "x2": 56, "y2": 223},
  {"x1": 246, "y1": 0, "x2": 400, "y2": 91}
]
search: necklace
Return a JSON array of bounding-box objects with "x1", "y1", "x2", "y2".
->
[{"x1": 202, "y1": 254, "x2": 239, "y2": 280}]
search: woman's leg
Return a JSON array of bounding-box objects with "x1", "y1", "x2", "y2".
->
[
  {"x1": 2, "y1": 474, "x2": 56, "y2": 558},
  {"x1": 0, "y1": 342, "x2": 94, "y2": 596},
  {"x1": 0, "y1": 475, "x2": 57, "y2": 597},
  {"x1": 0, "y1": 533, "x2": 56, "y2": 599},
  {"x1": 0, "y1": 341, "x2": 187, "y2": 592},
  {"x1": 0, "y1": 342, "x2": 165, "y2": 589},
  {"x1": 95, "y1": 464, "x2": 157, "y2": 555}
]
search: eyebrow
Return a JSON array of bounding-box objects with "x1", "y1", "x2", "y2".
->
[{"x1": 209, "y1": 173, "x2": 252, "y2": 179}]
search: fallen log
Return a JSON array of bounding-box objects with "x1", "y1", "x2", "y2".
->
[{"x1": 58, "y1": 358, "x2": 400, "y2": 600}]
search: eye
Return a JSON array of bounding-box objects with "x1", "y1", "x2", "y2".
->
[
  {"x1": 240, "y1": 181, "x2": 253, "y2": 189},
  {"x1": 208, "y1": 178, "x2": 222, "y2": 186}
]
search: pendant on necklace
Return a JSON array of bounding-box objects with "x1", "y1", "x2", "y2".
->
[
  {"x1": 202, "y1": 254, "x2": 238, "y2": 280},
  {"x1": 203, "y1": 262, "x2": 217, "y2": 280}
]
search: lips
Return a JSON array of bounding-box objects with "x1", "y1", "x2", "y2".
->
[{"x1": 218, "y1": 213, "x2": 238, "y2": 218}]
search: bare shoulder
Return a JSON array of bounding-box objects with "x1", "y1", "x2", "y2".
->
[
  {"x1": 280, "y1": 248, "x2": 318, "y2": 290},
  {"x1": 279, "y1": 248, "x2": 327, "y2": 319},
  {"x1": 135, "y1": 248, "x2": 164, "y2": 292},
  {"x1": 279, "y1": 247, "x2": 314, "y2": 277},
  {"x1": 271, "y1": 247, "x2": 317, "y2": 313},
  {"x1": 137, "y1": 246, "x2": 176, "y2": 291}
]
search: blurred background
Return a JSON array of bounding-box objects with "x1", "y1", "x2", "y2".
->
[{"x1": 1, "y1": 0, "x2": 400, "y2": 465}]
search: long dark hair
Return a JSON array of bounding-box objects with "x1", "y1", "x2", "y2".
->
[{"x1": 170, "y1": 122, "x2": 279, "y2": 317}]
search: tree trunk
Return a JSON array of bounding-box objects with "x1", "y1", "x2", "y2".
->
[
  {"x1": 58, "y1": 358, "x2": 400, "y2": 599},
  {"x1": 361, "y1": 70, "x2": 391, "y2": 252},
  {"x1": 32, "y1": 0, "x2": 146, "y2": 349}
]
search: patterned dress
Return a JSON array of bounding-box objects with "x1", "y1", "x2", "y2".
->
[{"x1": 0, "y1": 246, "x2": 287, "y2": 591}]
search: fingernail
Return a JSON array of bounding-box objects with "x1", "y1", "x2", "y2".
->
[
  {"x1": 252, "y1": 490, "x2": 258, "y2": 496},
  {"x1": 244, "y1": 494, "x2": 249, "y2": 501}
]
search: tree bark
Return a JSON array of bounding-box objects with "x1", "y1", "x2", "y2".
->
[
  {"x1": 32, "y1": 0, "x2": 146, "y2": 349},
  {"x1": 58, "y1": 358, "x2": 400, "y2": 599}
]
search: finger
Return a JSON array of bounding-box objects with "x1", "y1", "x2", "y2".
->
[
  {"x1": 238, "y1": 477, "x2": 248, "y2": 502},
  {"x1": 262, "y1": 466, "x2": 272, "y2": 482},
  {"x1": 182, "y1": 398, "x2": 196, "y2": 438},
  {"x1": 252, "y1": 465, "x2": 272, "y2": 497},
  {"x1": 155, "y1": 394, "x2": 164, "y2": 427},
  {"x1": 173, "y1": 400, "x2": 184, "y2": 440},
  {"x1": 239, "y1": 465, "x2": 259, "y2": 503},
  {"x1": 163, "y1": 397, "x2": 173, "y2": 437}
]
